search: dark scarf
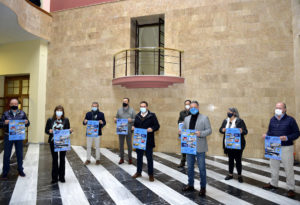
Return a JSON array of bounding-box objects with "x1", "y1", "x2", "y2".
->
[{"x1": 189, "y1": 113, "x2": 199, "y2": 129}]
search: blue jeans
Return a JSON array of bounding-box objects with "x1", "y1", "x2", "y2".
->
[
  {"x1": 136, "y1": 147, "x2": 153, "y2": 175},
  {"x1": 2, "y1": 135, "x2": 23, "y2": 175},
  {"x1": 187, "y1": 152, "x2": 206, "y2": 188}
]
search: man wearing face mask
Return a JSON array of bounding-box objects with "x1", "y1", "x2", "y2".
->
[
  {"x1": 177, "y1": 100, "x2": 191, "y2": 168},
  {"x1": 0, "y1": 98, "x2": 30, "y2": 179},
  {"x1": 132, "y1": 101, "x2": 160, "y2": 182},
  {"x1": 262, "y1": 102, "x2": 300, "y2": 197},
  {"x1": 83, "y1": 102, "x2": 106, "y2": 165},
  {"x1": 114, "y1": 98, "x2": 135, "y2": 164},
  {"x1": 179, "y1": 101, "x2": 212, "y2": 196}
]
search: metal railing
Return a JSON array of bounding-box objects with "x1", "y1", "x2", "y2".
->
[{"x1": 113, "y1": 47, "x2": 183, "y2": 78}]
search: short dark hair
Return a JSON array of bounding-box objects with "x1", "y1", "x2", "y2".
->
[
  {"x1": 140, "y1": 101, "x2": 148, "y2": 107},
  {"x1": 52, "y1": 105, "x2": 65, "y2": 119},
  {"x1": 123, "y1": 98, "x2": 130, "y2": 102},
  {"x1": 92, "y1": 102, "x2": 99, "y2": 107},
  {"x1": 184, "y1": 100, "x2": 191, "y2": 104},
  {"x1": 10, "y1": 98, "x2": 19, "y2": 104},
  {"x1": 191, "y1": 100, "x2": 199, "y2": 106}
]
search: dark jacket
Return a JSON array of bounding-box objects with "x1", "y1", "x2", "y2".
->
[
  {"x1": 219, "y1": 118, "x2": 248, "y2": 154},
  {"x1": 178, "y1": 110, "x2": 191, "y2": 123},
  {"x1": 267, "y1": 114, "x2": 300, "y2": 146},
  {"x1": 45, "y1": 117, "x2": 70, "y2": 143},
  {"x1": 0, "y1": 110, "x2": 30, "y2": 134},
  {"x1": 83, "y1": 110, "x2": 106, "y2": 136},
  {"x1": 134, "y1": 111, "x2": 160, "y2": 149}
]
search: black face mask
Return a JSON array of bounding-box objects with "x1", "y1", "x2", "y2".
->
[
  {"x1": 227, "y1": 113, "x2": 234, "y2": 118},
  {"x1": 11, "y1": 106, "x2": 18, "y2": 110},
  {"x1": 123, "y1": 103, "x2": 128, "y2": 107}
]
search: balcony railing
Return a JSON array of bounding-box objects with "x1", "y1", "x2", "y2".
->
[{"x1": 113, "y1": 47, "x2": 183, "y2": 79}]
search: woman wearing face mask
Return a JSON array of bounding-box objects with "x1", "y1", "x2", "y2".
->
[
  {"x1": 219, "y1": 107, "x2": 248, "y2": 183},
  {"x1": 45, "y1": 105, "x2": 72, "y2": 184}
]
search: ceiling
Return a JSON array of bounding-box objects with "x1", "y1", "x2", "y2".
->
[{"x1": 0, "y1": 2, "x2": 38, "y2": 45}]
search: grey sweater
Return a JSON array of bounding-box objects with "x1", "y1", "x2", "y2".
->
[{"x1": 116, "y1": 107, "x2": 136, "y2": 135}]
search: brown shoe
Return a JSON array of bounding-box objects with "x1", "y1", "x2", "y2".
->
[
  {"x1": 132, "y1": 173, "x2": 142, "y2": 179},
  {"x1": 84, "y1": 160, "x2": 91, "y2": 165},
  {"x1": 199, "y1": 188, "x2": 206, "y2": 196},
  {"x1": 118, "y1": 159, "x2": 124, "y2": 164},
  {"x1": 149, "y1": 175, "x2": 154, "y2": 182},
  {"x1": 287, "y1": 190, "x2": 295, "y2": 198},
  {"x1": 128, "y1": 159, "x2": 132, "y2": 165},
  {"x1": 263, "y1": 183, "x2": 277, "y2": 190},
  {"x1": 182, "y1": 185, "x2": 194, "y2": 192},
  {"x1": 96, "y1": 160, "x2": 100, "y2": 165}
]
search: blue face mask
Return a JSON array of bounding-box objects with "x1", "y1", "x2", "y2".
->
[
  {"x1": 190, "y1": 107, "x2": 199, "y2": 115},
  {"x1": 91, "y1": 107, "x2": 98, "y2": 112},
  {"x1": 140, "y1": 107, "x2": 147, "y2": 113}
]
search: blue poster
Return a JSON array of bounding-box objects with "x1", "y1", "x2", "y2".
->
[
  {"x1": 265, "y1": 136, "x2": 281, "y2": 160},
  {"x1": 86, "y1": 120, "x2": 99, "y2": 137},
  {"x1": 181, "y1": 129, "x2": 197, "y2": 155},
  {"x1": 225, "y1": 128, "x2": 241, "y2": 150},
  {"x1": 133, "y1": 128, "x2": 147, "y2": 150},
  {"x1": 54, "y1": 129, "x2": 71, "y2": 152},
  {"x1": 9, "y1": 120, "x2": 26, "y2": 141},
  {"x1": 116, "y1": 119, "x2": 128, "y2": 135}
]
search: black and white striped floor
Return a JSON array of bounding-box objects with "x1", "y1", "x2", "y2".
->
[{"x1": 0, "y1": 140, "x2": 299, "y2": 205}]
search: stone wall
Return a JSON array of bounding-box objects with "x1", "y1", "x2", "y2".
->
[{"x1": 47, "y1": 0, "x2": 296, "y2": 158}]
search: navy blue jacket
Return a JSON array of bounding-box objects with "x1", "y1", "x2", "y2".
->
[
  {"x1": 267, "y1": 114, "x2": 300, "y2": 146},
  {"x1": 83, "y1": 110, "x2": 106, "y2": 136},
  {"x1": 0, "y1": 110, "x2": 30, "y2": 134},
  {"x1": 134, "y1": 111, "x2": 160, "y2": 149}
]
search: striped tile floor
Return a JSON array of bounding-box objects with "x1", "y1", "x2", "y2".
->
[{"x1": 0, "y1": 142, "x2": 299, "y2": 205}]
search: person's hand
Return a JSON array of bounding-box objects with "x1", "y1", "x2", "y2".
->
[
  {"x1": 195, "y1": 131, "x2": 201, "y2": 137},
  {"x1": 239, "y1": 128, "x2": 243, "y2": 133},
  {"x1": 222, "y1": 128, "x2": 226, "y2": 132},
  {"x1": 262, "y1": 134, "x2": 267, "y2": 139},
  {"x1": 131, "y1": 126, "x2": 135, "y2": 131},
  {"x1": 114, "y1": 118, "x2": 117, "y2": 123},
  {"x1": 84, "y1": 119, "x2": 88, "y2": 124},
  {"x1": 70, "y1": 128, "x2": 73, "y2": 133},
  {"x1": 178, "y1": 130, "x2": 181, "y2": 135},
  {"x1": 4, "y1": 120, "x2": 9, "y2": 125},
  {"x1": 49, "y1": 129, "x2": 53, "y2": 134},
  {"x1": 280, "y1": 136, "x2": 288, "y2": 141},
  {"x1": 25, "y1": 120, "x2": 28, "y2": 124},
  {"x1": 128, "y1": 118, "x2": 132, "y2": 123},
  {"x1": 147, "y1": 128, "x2": 153, "y2": 132},
  {"x1": 99, "y1": 120, "x2": 104, "y2": 124}
]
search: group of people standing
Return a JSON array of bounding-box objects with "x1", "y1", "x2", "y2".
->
[{"x1": 0, "y1": 98, "x2": 299, "y2": 198}]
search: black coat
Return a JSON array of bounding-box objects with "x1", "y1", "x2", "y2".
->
[
  {"x1": 45, "y1": 118, "x2": 70, "y2": 143},
  {"x1": 177, "y1": 110, "x2": 191, "y2": 124},
  {"x1": 134, "y1": 111, "x2": 160, "y2": 149},
  {"x1": 83, "y1": 110, "x2": 106, "y2": 136},
  {"x1": 219, "y1": 118, "x2": 248, "y2": 154}
]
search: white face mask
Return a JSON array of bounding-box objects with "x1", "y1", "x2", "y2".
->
[
  {"x1": 185, "y1": 105, "x2": 190, "y2": 110},
  {"x1": 140, "y1": 107, "x2": 147, "y2": 113},
  {"x1": 275, "y1": 109, "x2": 283, "y2": 116},
  {"x1": 56, "y1": 111, "x2": 63, "y2": 117}
]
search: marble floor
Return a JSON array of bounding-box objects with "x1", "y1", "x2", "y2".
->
[{"x1": 0, "y1": 141, "x2": 299, "y2": 205}]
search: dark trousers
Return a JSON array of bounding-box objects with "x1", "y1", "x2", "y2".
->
[
  {"x1": 136, "y1": 147, "x2": 153, "y2": 175},
  {"x1": 227, "y1": 149, "x2": 243, "y2": 175},
  {"x1": 181, "y1": 153, "x2": 186, "y2": 163},
  {"x1": 2, "y1": 135, "x2": 23, "y2": 175},
  {"x1": 50, "y1": 142, "x2": 66, "y2": 180}
]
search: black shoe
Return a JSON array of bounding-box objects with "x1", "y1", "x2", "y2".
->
[
  {"x1": 225, "y1": 175, "x2": 233, "y2": 180},
  {"x1": 238, "y1": 176, "x2": 243, "y2": 183},
  {"x1": 287, "y1": 190, "x2": 296, "y2": 198},
  {"x1": 178, "y1": 161, "x2": 185, "y2": 168},
  {"x1": 182, "y1": 185, "x2": 194, "y2": 192},
  {"x1": 51, "y1": 179, "x2": 58, "y2": 184},
  {"x1": 263, "y1": 183, "x2": 277, "y2": 190},
  {"x1": 199, "y1": 188, "x2": 206, "y2": 196},
  {"x1": 59, "y1": 178, "x2": 65, "y2": 183},
  {"x1": 18, "y1": 171, "x2": 26, "y2": 177}
]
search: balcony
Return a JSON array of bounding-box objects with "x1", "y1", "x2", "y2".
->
[{"x1": 112, "y1": 47, "x2": 184, "y2": 88}]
